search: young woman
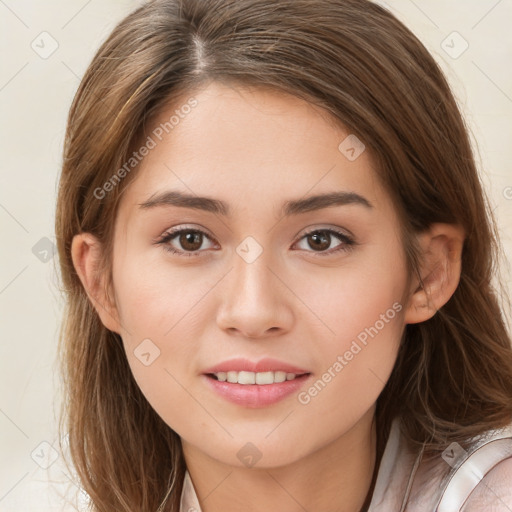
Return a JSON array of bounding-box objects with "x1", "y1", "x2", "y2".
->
[{"x1": 55, "y1": 0, "x2": 512, "y2": 510}]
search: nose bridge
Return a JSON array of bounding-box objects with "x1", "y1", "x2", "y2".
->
[
  {"x1": 216, "y1": 238, "x2": 292, "y2": 337},
  {"x1": 233, "y1": 246, "x2": 274, "y2": 303}
]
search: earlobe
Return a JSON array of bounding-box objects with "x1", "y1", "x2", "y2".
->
[
  {"x1": 404, "y1": 223, "x2": 465, "y2": 325},
  {"x1": 71, "y1": 232, "x2": 121, "y2": 334}
]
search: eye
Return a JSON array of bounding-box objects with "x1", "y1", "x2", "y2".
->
[
  {"x1": 293, "y1": 228, "x2": 356, "y2": 256},
  {"x1": 155, "y1": 227, "x2": 217, "y2": 257},
  {"x1": 155, "y1": 226, "x2": 356, "y2": 257}
]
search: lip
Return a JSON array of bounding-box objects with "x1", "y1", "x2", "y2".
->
[
  {"x1": 201, "y1": 357, "x2": 312, "y2": 408},
  {"x1": 202, "y1": 357, "x2": 310, "y2": 375},
  {"x1": 202, "y1": 373, "x2": 312, "y2": 408}
]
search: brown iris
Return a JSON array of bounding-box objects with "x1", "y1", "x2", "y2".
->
[
  {"x1": 179, "y1": 231, "x2": 203, "y2": 251},
  {"x1": 307, "y1": 231, "x2": 331, "y2": 251}
]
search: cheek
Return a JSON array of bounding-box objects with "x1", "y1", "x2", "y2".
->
[
  {"x1": 298, "y1": 238, "x2": 407, "y2": 351},
  {"x1": 297, "y1": 286, "x2": 404, "y2": 415},
  {"x1": 114, "y1": 269, "x2": 200, "y2": 431},
  {"x1": 292, "y1": 239, "x2": 406, "y2": 407},
  {"x1": 110, "y1": 253, "x2": 216, "y2": 425},
  {"x1": 112, "y1": 250, "x2": 202, "y2": 339},
  {"x1": 293, "y1": 275, "x2": 405, "y2": 442}
]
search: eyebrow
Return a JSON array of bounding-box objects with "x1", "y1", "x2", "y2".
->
[{"x1": 138, "y1": 190, "x2": 373, "y2": 217}]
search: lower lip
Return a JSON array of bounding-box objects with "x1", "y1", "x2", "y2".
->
[{"x1": 202, "y1": 373, "x2": 312, "y2": 408}]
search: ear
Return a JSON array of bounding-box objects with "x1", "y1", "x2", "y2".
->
[
  {"x1": 71, "y1": 232, "x2": 121, "y2": 334},
  {"x1": 404, "y1": 223, "x2": 465, "y2": 324}
]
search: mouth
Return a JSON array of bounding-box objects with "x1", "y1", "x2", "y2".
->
[{"x1": 206, "y1": 370, "x2": 311, "y2": 385}]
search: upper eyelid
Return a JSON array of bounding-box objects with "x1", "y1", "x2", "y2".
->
[
  {"x1": 300, "y1": 225, "x2": 353, "y2": 238},
  {"x1": 160, "y1": 224, "x2": 351, "y2": 238},
  {"x1": 161, "y1": 225, "x2": 216, "y2": 242}
]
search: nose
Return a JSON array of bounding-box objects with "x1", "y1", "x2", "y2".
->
[{"x1": 216, "y1": 248, "x2": 294, "y2": 339}]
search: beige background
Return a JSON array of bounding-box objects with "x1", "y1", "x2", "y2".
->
[{"x1": 1, "y1": 0, "x2": 511, "y2": 509}]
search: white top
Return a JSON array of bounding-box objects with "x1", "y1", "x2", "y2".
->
[{"x1": 180, "y1": 417, "x2": 512, "y2": 511}]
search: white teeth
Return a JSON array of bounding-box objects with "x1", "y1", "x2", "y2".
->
[{"x1": 213, "y1": 370, "x2": 301, "y2": 385}]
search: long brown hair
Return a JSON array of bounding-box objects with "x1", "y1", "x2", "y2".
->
[{"x1": 55, "y1": 0, "x2": 512, "y2": 509}]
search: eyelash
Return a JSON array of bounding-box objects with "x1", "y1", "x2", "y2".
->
[{"x1": 154, "y1": 226, "x2": 356, "y2": 258}]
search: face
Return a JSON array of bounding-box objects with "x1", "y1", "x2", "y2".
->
[{"x1": 108, "y1": 81, "x2": 409, "y2": 468}]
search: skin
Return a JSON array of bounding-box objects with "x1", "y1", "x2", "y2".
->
[{"x1": 72, "y1": 81, "x2": 465, "y2": 511}]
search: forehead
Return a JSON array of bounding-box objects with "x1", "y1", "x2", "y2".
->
[{"x1": 118, "y1": 81, "x2": 387, "y2": 222}]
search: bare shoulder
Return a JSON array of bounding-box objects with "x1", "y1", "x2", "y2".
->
[{"x1": 461, "y1": 457, "x2": 512, "y2": 511}]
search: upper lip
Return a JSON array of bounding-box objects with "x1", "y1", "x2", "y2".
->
[{"x1": 202, "y1": 357, "x2": 310, "y2": 375}]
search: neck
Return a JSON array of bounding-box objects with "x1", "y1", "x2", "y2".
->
[{"x1": 182, "y1": 407, "x2": 378, "y2": 512}]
